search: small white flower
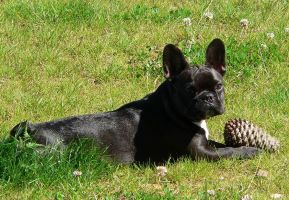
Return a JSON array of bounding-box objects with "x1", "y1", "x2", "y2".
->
[
  {"x1": 207, "y1": 190, "x2": 216, "y2": 196},
  {"x1": 267, "y1": 32, "x2": 275, "y2": 39},
  {"x1": 256, "y1": 169, "x2": 269, "y2": 177},
  {"x1": 241, "y1": 194, "x2": 252, "y2": 200},
  {"x1": 185, "y1": 38, "x2": 196, "y2": 49},
  {"x1": 260, "y1": 43, "x2": 267, "y2": 49},
  {"x1": 219, "y1": 176, "x2": 225, "y2": 180},
  {"x1": 240, "y1": 19, "x2": 249, "y2": 28},
  {"x1": 204, "y1": 11, "x2": 213, "y2": 20},
  {"x1": 271, "y1": 193, "x2": 283, "y2": 199},
  {"x1": 169, "y1": 6, "x2": 178, "y2": 12},
  {"x1": 183, "y1": 17, "x2": 192, "y2": 26},
  {"x1": 156, "y1": 166, "x2": 167, "y2": 177},
  {"x1": 285, "y1": 27, "x2": 289, "y2": 34},
  {"x1": 73, "y1": 170, "x2": 82, "y2": 177}
]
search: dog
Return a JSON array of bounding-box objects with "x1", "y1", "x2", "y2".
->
[{"x1": 11, "y1": 38, "x2": 259, "y2": 164}]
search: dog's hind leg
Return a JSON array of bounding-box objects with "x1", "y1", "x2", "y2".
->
[
  {"x1": 10, "y1": 122, "x2": 65, "y2": 148},
  {"x1": 10, "y1": 121, "x2": 30, "y2": 138}
]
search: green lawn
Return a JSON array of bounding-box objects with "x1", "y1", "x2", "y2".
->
[{"x1": 0, "y1": 0, "x2": 288, "y2": 199}]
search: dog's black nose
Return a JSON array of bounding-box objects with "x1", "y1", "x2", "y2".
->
[{"x1": 203, "y1": 94, "x2": 214, "y2": 103}]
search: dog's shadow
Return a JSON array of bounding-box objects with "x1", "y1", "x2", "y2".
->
[
  {"x1": 0, "y1": 132, "x2": 230, "y2": 187},
  {"x1": 0, "y1": 136, "x2": 116, "y2": 186}
]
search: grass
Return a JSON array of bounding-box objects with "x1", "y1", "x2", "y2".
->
[{"x1": 0, "y1": 0, "x2": 288, "y2": 199}]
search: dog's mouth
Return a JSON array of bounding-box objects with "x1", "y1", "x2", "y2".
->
[
  {"x1": 206, "y1": 103, "x2": 225, "y2": 117},
  {"x1": 205, "y1": 109, "x2": 217, "y2": 118},
  {"x1": 187, "y1": 101, "x2": 224, "y2": 121}
]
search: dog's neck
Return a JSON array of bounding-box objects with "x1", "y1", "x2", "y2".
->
[
  {"x1": 160, "y1": 81, "x2": 195, "y2": 129},
  {"x1": 193, "y1": 120, "x2": 209, "y2": 139},
  {"x1": 153, "y1": 82, "x2": 210, "y2": 139}
]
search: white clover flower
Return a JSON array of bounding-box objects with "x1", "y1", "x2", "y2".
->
[
  {"x1": 183, "y1": 17, "x2": 192, "y2": 26},
  {"x1": 156, "y1": 166, "x2": 167, "y2": 177},
  {"x1": 267, "y1": 32, "x2": 275, "y2": 39},
  {"x1": 207, "y1": 190, "x2": 216, "y2": 196},
  {"x1": 73, "y1": 170, "x2": 82, "y2": 177},
  {"x1": 285, "y1": 27, "x2": 289, "y2": 34},
  {"x1": 260, "y1": 43, "x2": 267, "y2": 49},
  {"x1": 240, "y1": 19, "x2": 249, "y2": 28},
  {"x1": 219, "y1": 176, "x2": 225, "y2": 180},
  {"x1": 256, "y1": 169, "x2": 269, "y2": 177},
  {"x1": 169, "y1": 6, "x2": 178, "y2": 12},
  {"x1": 185, "y1": 38, "x2": 196, "y2": 49},
  {"x1": 204, "y1": 11, "x2": 213, "y2": 20},
  {"x1": 241, "y1": 194, "x2": 252, "y2": 200},
  {"x1": 271, "y1": 193, "x2": 283, "y2": 199}
]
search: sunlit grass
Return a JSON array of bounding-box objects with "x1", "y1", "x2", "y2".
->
[{"x1": 0, "y1": 0, "x2": 288, "y2": 199}]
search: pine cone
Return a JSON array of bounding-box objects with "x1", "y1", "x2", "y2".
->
[{"x1": 224, "y1": 119, "x2": 280, "y2": 152}]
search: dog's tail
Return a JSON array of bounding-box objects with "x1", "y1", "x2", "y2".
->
[{"x1": 10, "y1": 121, "x2": 32, "y2": 138}]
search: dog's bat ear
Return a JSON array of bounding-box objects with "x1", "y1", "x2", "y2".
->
[
  {"x1": 205, "y1": 38, "x2": 226, "y2": 76},
  {"x1": 163, "y1": 44, "x2": 189, "y2": 79}
]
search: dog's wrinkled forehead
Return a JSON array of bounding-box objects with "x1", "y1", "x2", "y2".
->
[
  {"x1": 195, "y1": 66, "x2": 222, "y2": 80},
  {"x1": 180, "y1": 66, "x2": 223, "y2": 89},
  {"x1": 181, "y1": 66, "x2": 222, "y2": 80}
]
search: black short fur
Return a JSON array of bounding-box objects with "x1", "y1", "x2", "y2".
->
[{"x1": 11, "y1": 39, "x2": 259, "y2": 164}]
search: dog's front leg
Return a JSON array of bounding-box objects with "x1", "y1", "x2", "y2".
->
[
  {"x1": 187, "y1": 134, "x2": 260, "y2": 161},
  {"x1": 207, "y1": 140, "x2": 227, "y2": 148}
]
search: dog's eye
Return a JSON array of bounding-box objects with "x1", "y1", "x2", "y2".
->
[
  {"x1": 186, "y1": 85, "x2": 195, "y2": 94},
  {"x1": 215, "y1": 83, "x2": 223, "y2": 91}
]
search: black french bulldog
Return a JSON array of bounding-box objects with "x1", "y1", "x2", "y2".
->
[{"x1": 11, "y1": 38, "x2": 259, "y2": 164}]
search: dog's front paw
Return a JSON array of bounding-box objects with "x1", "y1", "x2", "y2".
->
[{"x1": 234, "y1": 146, "x2": 261, "y2": 159}]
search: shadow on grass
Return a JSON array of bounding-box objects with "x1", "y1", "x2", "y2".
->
[{"x1": 0, "y1": 136, "x2": 116, "y2": 187}]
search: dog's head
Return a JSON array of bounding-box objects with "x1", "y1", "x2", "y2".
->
[{"x1": 163, "y1": 38, "x2": 226, "y2": 121}]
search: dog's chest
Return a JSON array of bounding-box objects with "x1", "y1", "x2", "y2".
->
[{"x1": 193, "y1": 120, "x2": 209, "y2": 139}]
